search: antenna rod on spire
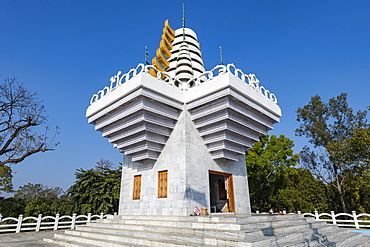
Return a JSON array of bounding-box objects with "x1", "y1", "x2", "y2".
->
[
  {"x1": 182, "y1": 3, "x2": 185, "y2": 41},
  {"x1": 145, "y1": 46, "x2": 149, "y2": 65},
  {"x1": 219, "y1": 46, "x2": 224, "y2": 65}
]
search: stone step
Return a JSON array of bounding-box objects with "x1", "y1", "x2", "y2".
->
[
  {"x1": 99, "y1": 218, "x2": 243, "y2": 231},
  {"x1": 52, "y1": 230, "x2": 220, "y2": 247},
  {"x1": 99, "y1": 215, "x2": 315, "y2": 233},
  {"x1": 82, "y1": 218, "x2": 329, "y2": 240},
  {"x1": 236, "y1": 214, "x2": 306, "y2": 223},
  {"x1": 242, "y1": 222, "x2": 335, "y2": 239},
  {"x1": 44, "y1": 215, "x2": 370, "y2": 247},
  {"x1": 245, "y1": 227, "x2": 352, "y2": 247},
  {"x1": 44, "y1": 236, "x2": 106, "y2": 247},
  {"x1": 349, "y1": 236, "x2": 370, "y2": 247},
  {"x1": 306, "y1": 231, "x2": 370, "y2": 247},
  {"x1": 239, "y1": 218, "x2": 318, "y2": 230},
  {"x1": 107, "y1": 213, "x2": 304, "y2": 224},
  {"x1": 63, "y1": 227, "x2": 248, "y2": 246},
  {"x1": 75, "y1": 221, "x2": 342, "y2": 247},
  {"x1": 322, "y1": 232, "x2": 369, "y2": 247},
  {"x1": 108, "y1": 214, "x2": 314, "y2": 226}
]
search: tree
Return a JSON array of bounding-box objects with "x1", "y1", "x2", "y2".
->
[
  {"x1": 12, "y1": 183, "x2": 70, "y2": 216},
  {"x1": 14, "y1": 183, "x2": 64, "y2": 202},
  {"x1": 246, "y1": 134, "x2": 300, "y2": 212},
  {"x1": 68, "y1": 160, "x2": 121, "y2": 214},
  {"x1": 340, "y1": 127, "x2": 370, "y2": 165},
  {"x1": 275, "y1": 168, "x2": 330, "y2": 213},
  {"x1": 296, "y1": 93, "x2": 368, "y2": 212},
  {"x1": 0, "y1": 183, "x2": 70, "y2": 217},
  {"x1": 95, "y1": 158, "x2": 114, "y2": 172},
  {"x1": 0, "y1": 78, "x2": 59, "y2": 193},
  {"x1": 0, "y1": 196, "x2": 26, "y2": 217}
]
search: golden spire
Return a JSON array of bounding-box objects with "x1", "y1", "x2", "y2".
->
[{"x1": 149, "y1": 19, "x2": 175, "y2": 77}]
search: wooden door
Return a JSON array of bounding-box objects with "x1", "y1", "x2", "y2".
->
[
  {"x1": 209, "y1": 170, "x2": 235, "y2": 213},
  {"x1": 227, "y1": 175, "x2": 235, "y2": 213}
]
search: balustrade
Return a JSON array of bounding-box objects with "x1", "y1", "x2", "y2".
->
[{"x1": 0, "y1": 212, "x2": 115, "y2": 234}]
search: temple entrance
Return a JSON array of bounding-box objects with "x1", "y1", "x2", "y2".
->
[{"x1": 209, "y1": 171, "x2": 235, "y2": 213}]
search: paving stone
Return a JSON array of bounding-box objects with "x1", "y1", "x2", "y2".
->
[{"x1": 0, "y1": 230, "x2": 63, "y2": 247}]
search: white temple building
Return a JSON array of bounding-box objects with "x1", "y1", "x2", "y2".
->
[{"x1": 86, "y1": 20, "x2": 281, "y2": 216}]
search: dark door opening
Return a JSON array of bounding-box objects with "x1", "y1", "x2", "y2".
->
[{"x1": 209, "y1": 171, "x2": 235, "y2": 213}]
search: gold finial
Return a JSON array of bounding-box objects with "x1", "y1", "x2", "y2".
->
[{"x1": 149, "y1": 19, "x2": 176, "y2": 77}]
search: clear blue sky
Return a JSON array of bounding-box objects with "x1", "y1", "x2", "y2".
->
[{"x1": 0, "y1": 0, "x2": 369, "y2": 195}]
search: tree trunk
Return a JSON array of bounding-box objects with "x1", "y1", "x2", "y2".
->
[{"x1": 335, "y1": 173, "x2": 347, "y2": 213}]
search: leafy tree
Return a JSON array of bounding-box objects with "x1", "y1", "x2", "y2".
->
[
  {"x1": 0, "y1": 183, "x2": 70, "y2": 217},
  {"x1": 68, "y1": 160, "x2": 121, "y2": 214},
  {"x1": 339, "y1": 127, "x2": 370, "y2": 166},
  {"x1": 0, "y1": 78, "x2": 59, "y2": 193},
  {"x1": 23, "y1": 194, "x2": 72, "y2": 216},
  {"x1": 14, "y1": 183, "x2": 64, "y2": 202},
  {"x1": 275, "y1": 168, "x2": 330, "y2": 213},
  {"x1": 0, "y1": 196, "x2": 26, "y2": 217},
  {"x1": 95, "y1": 158, "x2": 114, "y2": 172},
  {"x1": 246, "y1": 134, "x2": 300, "y2": 212},
  {"x1": 13, "y1": 183, "x2": 70, "y2": 216},
  {"x1": 296, "y1": 93, "x2": 368, "y2": 212}
]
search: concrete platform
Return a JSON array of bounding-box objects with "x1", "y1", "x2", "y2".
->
[{"x1": 0, "y1": 230, "x2": 63, "y2": 247}]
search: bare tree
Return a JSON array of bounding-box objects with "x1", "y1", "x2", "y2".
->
[{"x1": 0, "y1": 78, "x2": 59, "y2": 192}]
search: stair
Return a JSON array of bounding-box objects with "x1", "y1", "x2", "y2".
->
[{"x1": 43, "y1": 214, "x2": 370, "y2": 247}]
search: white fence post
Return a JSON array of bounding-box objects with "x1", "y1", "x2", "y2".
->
[
  {"x1": 54, "y1": 213, "x2": 60, "y2": 231},
  {"x1": 15, "y1": 214, "x2": 23, "y2": 233},
  {"x1": 36, "y1": 214, "x2": 42, "y2": 232},
  {"x1": 314, "y1": 210, "x2": 319, "y2": 220},
  {"x1": 71, "y1": 213, "x2": 77, "y2": 229},
  {"x1": 87, "y1": 213, "x2": 92, "y2": 223},
  {"x1": 352, "y1": 211, "x2": 360, "y2": 229},
  {"x1": 297, "y1": 211, "x2": 301, "y2": 214},
  {"x1": 0, "y1": 213, "x2": 2, "y2": 223},
  {"x1": 331, "y1": 211, "x2": 337, "y2": 225},
  {"x1": 100, "y1": 212, "x2": 104, "y2": 219},
  {"x1": 256, "y1": 210, "x2": 260, "y2": 214}
]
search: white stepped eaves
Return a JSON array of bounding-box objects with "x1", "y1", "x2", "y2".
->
[
  {"x1": 93, "y1": 97, "x2": 179, "y2": 131},
  {"x1": 198, "y1": 120, "x2": 260, "y2": 142},
  {"x1": 86, "y1": 62, "x2": 281, "y2": 161},
  {"x1": 123, "y1": 141, "x2": 163, "y2": 155},
  {"x1": 86, "y1": 72, "x2": 183, "y2": 162},
  {"x1": 101, "y1": 111, "x2": 176, "y2": 139},
  {"x1": 108, "y1": 122, "x2": 171, "y2": 144},
  {"x1": 193, "y1": 109, "x2": 268, "y2": 135}
]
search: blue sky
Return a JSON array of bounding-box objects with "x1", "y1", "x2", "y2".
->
[{"x1": 0, "y1": 0, "x2": 369, "y2": 195}]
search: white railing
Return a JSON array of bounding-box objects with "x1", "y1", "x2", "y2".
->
[
  {"x1": 300, "y1": 210, "x2": 370, "y2": 229},
  {"x1": 90, "y1": 63, "x2": 278, "y2": 105},
  {"x1": 0, "y1": 212, "x2": 115, "y2": 234},
  {"x1": 254, "y1": 210, "x2": 370, "y2": 229}
]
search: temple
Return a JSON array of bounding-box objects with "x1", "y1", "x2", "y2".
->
[{"x1": 85, "y1": 20, "x2": 281, "y2": 216}]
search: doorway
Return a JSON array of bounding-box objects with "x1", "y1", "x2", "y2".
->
[{"x1": 209, "y1": 171, "x2": 235, "y2": 213}]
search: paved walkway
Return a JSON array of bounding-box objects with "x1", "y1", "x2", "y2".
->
[{"x1": 0, "y1": 230, "x2": 62, "y2": 247}]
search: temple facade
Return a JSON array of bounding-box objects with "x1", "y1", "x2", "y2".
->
[{"x1": 85, "y1": 20, "x2": 281, "y2": 216}]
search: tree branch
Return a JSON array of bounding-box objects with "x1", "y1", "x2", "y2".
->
[
  {"x1": 0, "y1": 144, "x2": 54, "y2": 166},
  {"x1": 0, "y1": 120, "x2": 38, "y2": 155}
]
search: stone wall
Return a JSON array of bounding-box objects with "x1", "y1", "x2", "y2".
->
[{"x1": 118, "y1": 108, "x2": 251, "y2": 216}]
